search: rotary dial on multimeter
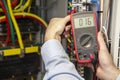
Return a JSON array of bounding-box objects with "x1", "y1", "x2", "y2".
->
[{"x1": 79, "y1": 34, "x2": 94, "y2": 48}]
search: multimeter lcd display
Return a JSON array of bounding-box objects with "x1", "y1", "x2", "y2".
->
[{"x1": 74, "y1": 16, "x2": 95, "y2": 28}]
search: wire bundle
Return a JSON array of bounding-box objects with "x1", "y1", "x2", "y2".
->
[{"x1": 0, "y1": 0, "x2": 47, "y2": 50}]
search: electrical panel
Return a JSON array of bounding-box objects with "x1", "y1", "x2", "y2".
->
[
  {"x1": 0, "y1": 0, "x2": 47, "y2": 79},
  {"x1": 46, "y1": 0, "x2": 68, "y2": 22}
]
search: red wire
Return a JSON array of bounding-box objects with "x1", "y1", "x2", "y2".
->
[
  {"x1": 0, "y1": 13, "x2": 47, "y2": 45},
  {"x1": 0, "y1": 0, "x2": 18, "y2": 8},
  {"x1": 93, "y1": 72, "x2": 97, "y2": 80},
  {"x1": 0, "y1": 0, "x2": 11, "y2": 45},
  {"x1": 11, "y1": 0, "x2": 19, "y2": 7},
  {"x1": 1, "y1": 14, "x2": 47, "y2": 30},
  {"x1": 0, "y1": 0, "x2": 46, "y2": 46},
  {"x1": 0, "y1": 1, "x2": 1, "y2": 5},
  {"x1": 15, "y1": 16, "x2": 46, "y2": 30}
]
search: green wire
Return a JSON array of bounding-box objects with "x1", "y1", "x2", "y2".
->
[
  {"x1": 22, "y1": 0, "x2": 26, "y2": 5},
  {"x1": 2, "y1": 0, "x2": 15, "y2": 46}
]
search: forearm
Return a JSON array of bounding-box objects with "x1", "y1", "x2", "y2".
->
[{"x1": 41, "y1": 39, "x2": 84, "y2": 80}]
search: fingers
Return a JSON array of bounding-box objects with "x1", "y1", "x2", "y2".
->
[
  {"x1": 63, "y1": 15, "x2": 70, "y2": 24},
  {"x1": 65, "y1": 25, "x2": 71, "y2": 31},
  {"x1": 64, "y1": 25, "x2": 71, "y2": 38},
  {"x1": 45, "y1": 15, "x2": 71, "y2": 41}
]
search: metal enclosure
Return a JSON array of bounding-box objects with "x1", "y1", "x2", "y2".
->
[
  {"x1": 110, "y1": 0, "x2": 120, "y2": 69},
  {"x1": 46, "y1": 0, "x2": 68, "y2": 22}
]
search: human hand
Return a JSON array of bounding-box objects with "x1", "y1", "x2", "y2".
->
[
  {"x1": 45, "y1": 15, "x2": 71, "y2": 42},
  {"x1": 96, "y1": 32, "x2": 120, "y2": 80}
]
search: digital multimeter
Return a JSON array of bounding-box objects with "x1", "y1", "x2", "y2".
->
[{"x1": 70, "y1": 11, "x2": 98, "y2": 63}]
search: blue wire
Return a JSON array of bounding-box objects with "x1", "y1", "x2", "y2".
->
[
  {"x1": 90, "y1": 0, "x2": 100, "y2": 27},
  {"x1": 91, "y1": 0, "x2": 98, "y2": 3},
  {"x1": 68, "y1": 0, "x2": 72, "y2": 2}
]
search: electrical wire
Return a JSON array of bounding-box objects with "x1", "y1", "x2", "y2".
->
[
  {"x1": 0, "y1": 0, "x2": 10, "y2": 45},
  {"x1": 14, "y1": 0, "x2": 23, "y2": 10},
  {"x1": 68, "y1": 2, "x2": 72, "y2": 7},
  {"x1": 0, "y1": 0, "x2": 15, "y2": 45},
  {"x1": 0, "y1": 12, "x2": 47, "y2": 46},
  {"x1": 2, "y1": 0, "x2": 16, "y2": 46},
  {"x1": 13, "y1": 0, "x2": 31, "y2": 12},
  {"x1": 0, "y1": 0, "x2": 30, "y2": 12},
  {"x1": 0, "y1": 0, "x2": 18, "y2": 12},
  {"x1": 27, "y1": 0, "x2": 32, "y2": 12},
  {"x1": 1, "y1": 0, "x2": 47, "y2": 46},
  {"x1": 29, "y1": 33, "x2": 33, "y2": 41},
  {"x1": 14, "y1": 12, "x2": 48, "y2": 28},
  {"x1": 103, "y1": 0, "x2": 110, "y2": 31},
  {"x1": 68, "y1": 2, "x2": 73, "y2": 13},
  {"x1": 7, "y1": 0, "x2": 24, "y2": 49},
  {"x1": 11, "y1": 0, "x2": 19, "y2": 7},
  {"x1": 100, "y1": 0, "x2": 110, "y2": 46},
  {"x1": 100, "y1": 0, "x2": 103, "y2": 30},
  {"x1": 31, "y1": 76, "x2": 34, "y2": 80},
  {"x1": 0, "y1": 12, "x2": 47, "y2": 28},
  {"x1": 67, "y1": 38, "x2": 71, "y2": 43}
]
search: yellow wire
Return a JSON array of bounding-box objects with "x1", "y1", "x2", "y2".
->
[
  {"x1": 68, "y1": 2, "x2": 72, "y2": 7},
  {"x1": 67, "y1": 38, "x2": 71, "y2": 43},
  {"x1": 0, "y1": 0, "x2": 30, "y2": 12},
  {"x1": 0, "y1": 12, "x2": 47, "y2": 43},
  {"x1": 13, "y1": 0, "x2": 31, "y2": 12},
  {"x1": 31, "y1": 76, "x2": 34, "y2": 80},
  {"x1": 16, "y1": 13, "x2": 48, "y2": 27},
  {"x1": 27, "y1": 5, "x2": 31, "y2": 12},
  {"x1": 29, "y1": 33, "x2": 32, "y2": 41},
  {"x1": 7, "y1": 0, "x2": 24, "y2": 49},
  {"x1": 14, "y1": 0, "x2": 23, "y2": 10},
  {"x1": 27, "y1": 0, "x2": 32, "y2": 12},
  {"x1": 0, "y1": 8, "x2": 2, "y2": 12},
  {"x1": 0, "y1": 12, "x2": 48, "y2": 28}
]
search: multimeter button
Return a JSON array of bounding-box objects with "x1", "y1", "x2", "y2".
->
[{"x1": 89, "y1": 54, "x2": 95, "y2": 60}]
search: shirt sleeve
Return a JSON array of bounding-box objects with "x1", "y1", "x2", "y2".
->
[
  {"x1": 116, "y1": 74, "x2": 120, "y2": 80},
  {"x1": 41, "y1": 39, "x2": 84, "y2": 80}
]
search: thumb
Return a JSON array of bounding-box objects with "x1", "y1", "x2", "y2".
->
[
  {"x1": 97, "y1": 32, "x2": 108, "y2": 51},
  {"x1": 97, "y1": 32, "x2": 113, "y2": 66}
]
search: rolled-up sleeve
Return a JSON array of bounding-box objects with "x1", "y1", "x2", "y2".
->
[{"x1": 41, "y1": 39, "x2": 84, "y2": 80}]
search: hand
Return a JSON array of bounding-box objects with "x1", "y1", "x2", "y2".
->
[
  {"x1": 96, "y1": 32, "x2": 120, "y2": 80},
  {"x1": 45, "y1": 15, "x2": 70, "y2": 42}
]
